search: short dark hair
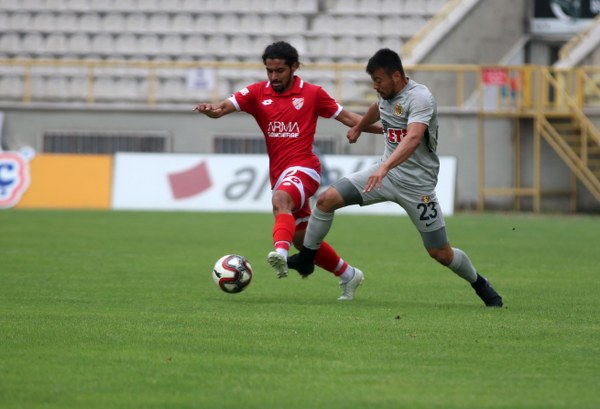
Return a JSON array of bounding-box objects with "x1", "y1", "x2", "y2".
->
[
  {"x1": 366, "y1": 48, "x2": 405, "y2": 77},
  {"x1": 262, "y1": 41, "x2": 300, "y2": 68}
]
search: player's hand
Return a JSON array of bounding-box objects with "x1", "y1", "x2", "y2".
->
[
  {"x1": 193, "y1": 103, "x2": 222, "y2": 118},
  {"x1": 347, "y1": 125, "x2": 362, "y2": 144},
  {"x1": 363, "y1": 167, "x2": 388, "y2": 192}
]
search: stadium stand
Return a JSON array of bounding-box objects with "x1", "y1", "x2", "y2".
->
[{"x1": 0, "y1": 0, "x2": 449, "y2": 105}]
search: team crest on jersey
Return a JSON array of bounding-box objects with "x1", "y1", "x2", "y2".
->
[
  {"x1": 0, "y1": 150, "x2": 32, "y2": 209},
  {"x1": 421, "y1": 195, "x2": 430, "y2": 203},
  {"x1": 292, "y1": 98, "x2": 304, "y2": 110},
  {"x1": 394, "y1": 103, "x2": 403, "y2": 116}
]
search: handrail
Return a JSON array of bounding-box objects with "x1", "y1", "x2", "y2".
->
[
  {"x1": 558, "y1": 13, "x2": 600, "y2": 62},
  {"x1": 1, "y1": 58, "x2": 600, "y2": 112}
]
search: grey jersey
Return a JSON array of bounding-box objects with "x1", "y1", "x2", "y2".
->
[{"x1": 378, "y1": 78, "x2": 440, "y2": 194}]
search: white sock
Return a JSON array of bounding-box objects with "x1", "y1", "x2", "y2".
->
[
  {"x1": 275, "y1": 247, "x2": 288, "y2": 259},
  {"x1": 339, "y1": 266, "x2": 355, "y2": 283}
]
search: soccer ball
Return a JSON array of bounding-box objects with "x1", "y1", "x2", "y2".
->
[{"x1": 212, "y1": 254, "x2": 253, "y2": 294}]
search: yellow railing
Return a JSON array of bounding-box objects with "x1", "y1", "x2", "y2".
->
[{"x1": 1, "y1": 58, "x2": 600, "y2": 112}]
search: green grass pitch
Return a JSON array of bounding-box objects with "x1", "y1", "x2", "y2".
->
[{"x1": 1, "y1": 210, "x2": 599, "y2": 409}]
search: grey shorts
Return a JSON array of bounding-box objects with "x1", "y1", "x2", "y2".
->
[{"x1": 333, "y1": 164, "x2": 449, "y2": 249}]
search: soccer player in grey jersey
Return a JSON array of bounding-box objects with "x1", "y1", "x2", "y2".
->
[{"x1": 288, "y1": 48, "x2": 503, "y2": 306}]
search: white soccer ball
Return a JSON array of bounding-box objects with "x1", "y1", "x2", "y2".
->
[{"x1": 212, "y1": 254, "x2": 253, "y2": 294}]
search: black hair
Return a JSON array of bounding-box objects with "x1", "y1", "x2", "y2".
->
[
  {"x1": 262, "y1": 41, "x2": 300, "y2": 68},
  {"x1": 366, "y1": 48, "x2": 405, "y2": 77}
]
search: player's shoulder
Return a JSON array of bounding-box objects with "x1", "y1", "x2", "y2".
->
[
  {"x1": 234, "y1": 80, "x2": 267, "y2": 97},
  {"x1": 406, "y1": 79, "x2": 432, "y2": 96}
]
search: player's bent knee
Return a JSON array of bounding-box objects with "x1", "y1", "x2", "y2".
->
[
  {"x1": 427, "y1": 247, "x2": 452, "y2": 266},
  {"x1": 315, "y1": 188, "x2": 344, "y2": 212}
]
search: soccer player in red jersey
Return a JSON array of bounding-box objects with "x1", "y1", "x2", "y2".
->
[{"x1": 195, "y1": 41, "x2": 381, "y2": 299}]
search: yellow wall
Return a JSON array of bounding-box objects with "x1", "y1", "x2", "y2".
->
[{"x1": 16, "y1": 154, "x2": 113, "y2": 209}]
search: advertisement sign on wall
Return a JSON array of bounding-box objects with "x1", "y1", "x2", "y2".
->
[
  {"x1": 112, "y1": 153, "x2": 457, "y2": 215},
  {"x1": 532, "y1": 0, "x2": 599, "y2": 34}
]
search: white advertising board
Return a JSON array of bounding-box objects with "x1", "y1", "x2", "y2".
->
[{"x1": 112, "y1": 153, "x2": 456, "y2": 215}]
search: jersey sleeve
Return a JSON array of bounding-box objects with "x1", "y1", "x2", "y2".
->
[
  {"x1": 230, "y1": 83, "x2": 260, "y2": 115},
  {"x1": 407, "y1": 92, "x2": 434, "y2": 126},
  {"x1": 315, "y1": 86, "x2": 342, "y2": 118}
]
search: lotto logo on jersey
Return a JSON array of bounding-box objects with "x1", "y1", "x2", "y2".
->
[{"x1": 0, "y1": 151, "x2": 31, "y2": 208}]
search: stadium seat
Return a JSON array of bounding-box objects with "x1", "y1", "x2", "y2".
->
[
  {"x1": 332, "y1": 0, "x2": 358, "y2": 14},
  {"x1": 307, "y1": 36, "x2": 336, "y2": 59},
  {"x1": 181, "y1": 0, "x2": 205, "y2": 12},
  {"x1": 358, "y1": 0, "x2": 380, "y2": 14},
  {"x1": 21, "y1": 33, "x2": 45, "y2": 55},
  {"x1": 229, "y1": 35, "x2": 255, "y2": 58},
  {"x1": 195, "y1": 14, "x2": 218, "y2": 33},
  {"x1": 159, "y1": 34, "x2": 185, "y2": 56},
  {"x1": 93, "y1": 76, "x2": 119, "y2": 100},
  {"x1": 356, "y1": 16, "x2": 382, "y2": 35},
  {"x1": 78, "y1": 13, "x2": 102, "y2": 32},
  {"x1": 205, "y1": 35, "x2": 229, "y2": 57},
  {"x1": 239, "y1": 14, "x2": 263, "y2": 35},
  {"x1": 335, "y1": 16, "x2": 361, "y2": 35},
  {"x1": 0, "y1": 0, "x2": 20, "y2": 11},
  {"x1": 284, "y1": 15, "x2": 307, "y2": 34},
  {"x1": 216, "y1": 15, "x2": 239, "y2": 34},
  {"x1": 356, "y1": 36, "x2": 380, "y2": 58},
  {"x1": 172, "y1": 13, "x2": 194, "y2": 33},
  {"x1": 66, "y1": 75, "x2": 88, "y2": 101},
  {"x1": 381, "y1": 35, "x2": 404, "y2": 52},
  {"x1": 159, "y1": 0, "x2": 183, "y2": 12},
  {"x1": 8, "y1": 11, "x2": 32, "y2": 30},
  {"x1": 90, "y1": 33, "x2": 114, "y2": 55},
  {"x1": 45, "y1": 0, "x2": 69, "y2": 9},
  {"x1": 0, "y1": 33, "x2": 21, "y2": 55},
  {"x1": 45, "y1": 33, "x2": 69, "y2": 55},
  {"x1": 381, "y1": 0, "x2": 405, "y2": 14},
  {"x1": 56, "y1": 12, "x2": 78, "y2": 33},
  {"x1": 65, "y1": 0, "x2": 90, "y2": 10},
  {"x1": 334, "y1": 37, "x2": 360, "y2": 58},
  {"x1": 125, "y1": 13, "x2": 147, "y2": 33},
  {"x1": 115, "y1": 33, "x2": 136, "y2": 56},
  {"x1": 100, "y1": 12, "x2": 125, "y2": 32},
  {"x1": 182, "y1": 34, "x2": 207, "y2": 57},
  {"x1": 114, "y1": 77, "x2": 146, "y2": 102},
  {"x1": 112, "y1": 0, "x2": 138, "y2": 11},
  {"x1": 22, "y1": 0, "x2": 45, "y2": 10},
  {"x1": 295, "y1": 0, "x2": 318, "y2": 13},
  {"x1": 32, "y1": 12, "x2": 56, "y2": 31},
  {"x1": 147, "y1": 13, "x2": 171, "y2": 33},
  {"x1": 45, "y1": 76, "x2": 70, "y2": 100},
  {"x1": 92, "y1": 0, "x2": 115, "y2": 11},
  {"x1": 205, "y1": 0, "x2": 226, "y2": 12},
  {"x1": 0, "y1": 76, "x2": 23, "y2": 100},
  {"x1": 138, "y1": 34, "x2": 160, "y2": 56},
  {"x1": 312, "y1": 15, "x2": 337, "y2": 34}
]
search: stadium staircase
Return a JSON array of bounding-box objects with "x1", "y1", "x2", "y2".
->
[{"x1": 537, "y1": 68, "x2": 600, "y2": 203}]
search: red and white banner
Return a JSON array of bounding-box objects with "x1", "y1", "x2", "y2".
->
[{"x1": 112, "y1": 153, "x2": 457, "y2": 215}]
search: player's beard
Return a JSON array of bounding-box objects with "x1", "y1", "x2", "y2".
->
[{"x1": 271, "y1": 74, "x2": 293, "y2": 93}]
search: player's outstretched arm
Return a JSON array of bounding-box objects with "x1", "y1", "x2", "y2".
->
[
  {"x1": 335, "y1": 105, "x2": 382, "y2": 137},
  {"x1": 345, "y1": 103, "x2": 381, "y2": 143},
  {"x1": 193, "y1": 99, "x2": 236, "y2": 119}
]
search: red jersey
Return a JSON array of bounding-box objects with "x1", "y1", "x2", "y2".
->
[{"x1": 229, "y1": 76, "x2": 342, "y2": 187}]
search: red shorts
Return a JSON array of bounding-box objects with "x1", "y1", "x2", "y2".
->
[{"x1": 274, "y1": 168, "x2": 320, "y2": 230}]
